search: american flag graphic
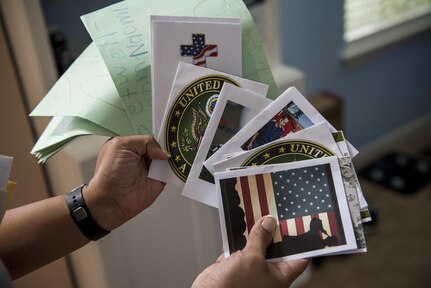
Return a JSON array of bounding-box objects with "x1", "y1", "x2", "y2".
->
[
  {"x1": 180, "y1": 34, "x2": 218, "y2": 67},
  {"x1": 234, "y1": 164, "x2": 341, "y2": 243}
]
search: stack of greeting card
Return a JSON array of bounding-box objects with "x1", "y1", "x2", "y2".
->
[
  {"x1": 29, "y1": 0, "x2": 277, "y2": 163},
  {"x1": 147, "y1": 16, "x2": 370, "y2": 261}
]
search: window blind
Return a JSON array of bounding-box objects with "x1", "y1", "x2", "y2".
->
[{"x1": 344, "y1": 0, "x2": 431, "y2": 42}]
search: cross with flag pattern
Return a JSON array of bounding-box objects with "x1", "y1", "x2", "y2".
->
[
  {"x1": 180, "y1": 34, "x2": 218, "y2": 67},
  {"x1": 235, "y1": 163, "x2": 341, "y2": 243}
]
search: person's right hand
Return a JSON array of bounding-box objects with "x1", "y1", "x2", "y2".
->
[
  {"x1": 192, "y1": 215, "x2": 310, "y2": 288},
  {"x1": 83, "y1": 135, "x2": 170, "y2": 231}
]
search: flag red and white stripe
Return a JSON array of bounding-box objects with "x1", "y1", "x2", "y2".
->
[
  {"x1": 193, "y1": 45, "x2": 218, "y2": 66},
  {"x1": 235, "y1": 173, "x2": 339, "y2": 243}
]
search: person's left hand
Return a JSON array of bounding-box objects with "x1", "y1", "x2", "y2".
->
[
  {"x1": 192, "y1": 215, "x2": 310, "y2": 288},
  {"x1": 83, "y1": 135, "x2": 170, "y2": 231}
]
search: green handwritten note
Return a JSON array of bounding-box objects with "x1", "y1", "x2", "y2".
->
[
  {"x1": 31, "y1": 116, "x2": 117, "y2": 163},
  {"x1": 81, "y1": 0, "x2": 276, "y2": 135},
  {"x1": 31, "y1": 43, "x2": 134, "y2": 136}
]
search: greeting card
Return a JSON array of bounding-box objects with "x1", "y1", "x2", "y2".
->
[
  {"x1": 151, "y1": 15, "x2": 242, "y2": 136},
  {"x1": 148, "y1": 62, "x2": 268, "y2": 187}
]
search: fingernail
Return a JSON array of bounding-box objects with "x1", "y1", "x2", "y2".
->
[
  {"x1": 261, "y1": 215, "x2": 276, "y2": 233},
  {"x1": 162, "y1": 149, "x2": 171, "y2": 158}
]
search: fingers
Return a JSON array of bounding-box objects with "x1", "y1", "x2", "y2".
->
[
  {"x1": 273, "y1": 258, "x2": 310, "y2": 286},
  {"x1": 146, "y1": 136, "x2": 171, "y2": 160},
  {"x1": 94, "y1": 136, "x2": 115, "y2": 171},
  {"x1": 146, "y1": 177, "x2": 166, "y2": 196},
  {"x1": 286, "y1": 259, "x2": 310, "y2": 278},
  {"x1": 216, "y1": 253, "x2": 225, "y2": 263},
  {"x1": 243, "y1": 215, "x2": 277, "y2": 256},
  {"x1": 106, "y1": 135, "x2": 170, "y2": 160}
]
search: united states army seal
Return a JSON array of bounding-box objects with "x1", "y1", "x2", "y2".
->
[
  {"x1": 241, "y1": 140, "x2": 336, "y2": 167},
  {"x1": 165, "y1": 75, "x2": 240, "y2": 182}
]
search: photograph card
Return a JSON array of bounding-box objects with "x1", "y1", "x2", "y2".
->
[
  {"x1": 333, "y1": 131, "x2": 370, "y2": 220},
  {"x1": 148, "y1": 62, "x2": 268, "y2": 187},
  {"x1": 212, "y1": 122, "x2": 342, "y2": 174},
  {"x1": 182, "y1": 83, "x2": 272, "y2": 206},
  {"x1": 204, "y1": 86, "x2": 357, "y2": 176},
  {"x1": 215, "y1": 156, "x2": 357, "y2": 261},
  {"x1": 212, "y1": 124, "x2": 367, "y2": 253},
  {"x1": 339, "y1": 157, "x2": 367, "y2": 252},
  {"x1": 151, "y1": 15, "x2": 242, "y2": 137}
]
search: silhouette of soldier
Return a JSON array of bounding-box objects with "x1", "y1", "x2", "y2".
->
[{"x1": 278, "y1": 218, "x2": 338, "y2": 255}]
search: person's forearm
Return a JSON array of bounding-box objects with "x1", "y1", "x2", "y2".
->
[{"x1": 0, "y1": 195, "x2": 89, "y2": 279}]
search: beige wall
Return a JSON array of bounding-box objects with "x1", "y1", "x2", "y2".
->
[{"x1": 0, "y1": 15, "x2": 73, "y2": 288}]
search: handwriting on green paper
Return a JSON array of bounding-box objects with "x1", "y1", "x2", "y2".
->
[
  {"x1": 87, "y1": 7, "x2": 152, "y2": 134},
  {"x1": 30, "y1": 43, "x2": 134, "y2": 136},
  {"x1": 82, "y1": 0, "x2": 277, "y2": 135}
]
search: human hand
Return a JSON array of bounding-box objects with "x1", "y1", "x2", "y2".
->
[
  {"x1": 192, "y1": 215, "x2": 310, "y2": 288},
  {"x1": 83, "y1": 135, "x2": 170, "y2": 231}
]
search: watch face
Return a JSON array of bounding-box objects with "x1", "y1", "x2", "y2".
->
[{"x1": 72, "y1": 207, "x2": 88, "y2": 221}]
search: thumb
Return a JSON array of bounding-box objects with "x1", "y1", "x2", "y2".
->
[{"x1": 244, "y1": 215, "x2": 277, "y2": 255}]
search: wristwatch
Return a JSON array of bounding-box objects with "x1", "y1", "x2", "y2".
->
[{"x1": 66, "y1": 184, "x2": 110, "y2": 241}]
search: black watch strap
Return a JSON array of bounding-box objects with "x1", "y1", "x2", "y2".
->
[{"x1": 66, "y1": 184, "x2": 110, "y2": 241}]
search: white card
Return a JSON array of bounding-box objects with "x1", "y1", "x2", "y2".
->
[
  {"x1": 215, "y1": 156, "x2": 357, "y2": 261},
  {"x1": 212, "y1": 122, "x2": 343, "y2": 174},
  {"x1": 204, "y1": 86, "x2": 358, "y2": 176},
  {"x1": 182, "y1": 83, "x2": 272, "y2": 206},
  {"x1": 210, "y1": 125, "x2": 367, "y2": 253},
  {"x1": 332, "y1": 131, "x2": 369, "y2": 217},
  {"x1": 148, "y1": 62, "x2": 268, "y2": 187},
  {"x1": 151, "y1": 15, "x2": 242, "y2": 137}
]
